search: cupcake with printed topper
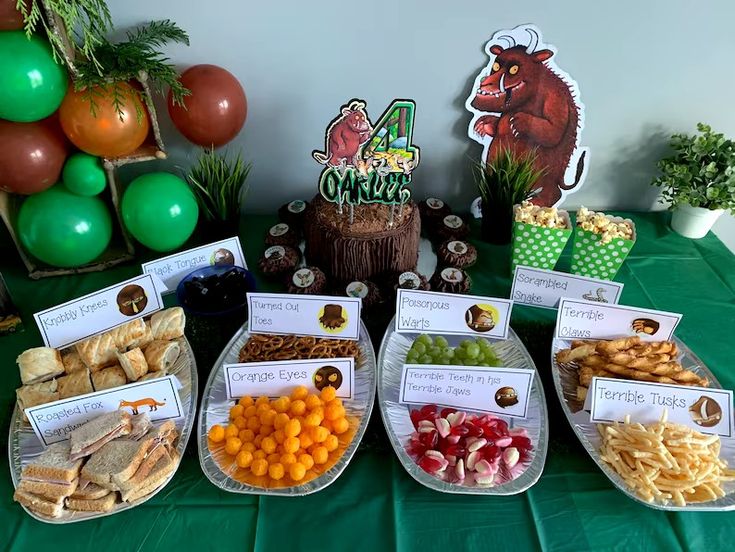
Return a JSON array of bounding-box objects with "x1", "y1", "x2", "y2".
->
[
  {"x1": 258, "y1": 245, "x2": 301, "y2": 280},
  {"x1": 278, "y1": 199, "x2": 309, "y2": 233},
  {"x1": 570, "y1": 207, "x2": 636, "y2": 281},
  {"x1": 286, "y1": 266, "x2": 327, "y2": 295},
  {"x1": 265, "y1": 222, "x2": 300, "y2": 248},
  {"x1": 437, "y1": 240, "x2": 477, "y2": 269},
  {"x1": 510, "y1": 200, "x2": 572, "y2": 275},
  {"x1": 418, "y1": 197, "x2": 452, "y2": 228},
  {"x1": 344, "y1": 280, "x2": 382, "y2": 310},
  {"x1": 434, "y1": 214, "x2": 471, "y2": 243},
  {"x1": 430, "y1": 267, "x2": 471, "y2": 294}
]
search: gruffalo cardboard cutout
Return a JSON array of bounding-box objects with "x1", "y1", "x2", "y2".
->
[{"x1": 466, "y1": 24, "x2": 588, "y2": 206}]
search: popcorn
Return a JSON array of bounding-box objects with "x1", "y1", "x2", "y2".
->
[
  {"x1": 576, "y1": 207, "x2": 634, "y2": 245},
  {"x1": 514, "y1": 201, "x2": 568, "y2": 229}
]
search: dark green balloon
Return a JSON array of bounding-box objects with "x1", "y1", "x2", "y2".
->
[
  {"x1": 122, "y1": 172, "x2": 199, "y2": 252},
  {"x1": 0, "y1": 31, "x2": 68, "y2": 122},
  {"x1": 62, "y1": 153, "x2": 107, "y2": 196},
  {"x1": 18, "y1": 184, "x2": 112, "y2": 267}
]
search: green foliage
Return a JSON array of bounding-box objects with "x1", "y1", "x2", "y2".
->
[
  {"x1": 187, "y1": 148, "x2": 251, "y2": 223},
  {"x1": 17, "y1": 0, "x2": 113, "y2": 72},
  {"x1": 473, "y1": 147, "x2": 545, "y2": 212},
  {"x1": 652, "y1": 123, "x2": 735, "y2": 214}
]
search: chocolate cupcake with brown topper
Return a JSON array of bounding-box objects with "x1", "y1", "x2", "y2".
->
[
  {"x1": 278, "y1": 199, "x2": 309, "y2": 233},
  {"x1": 437, "y1": 240, "x2": 477, "y2": 269},
  {"x1": 419, "y1": 197, "x2": 452, "y2": 227},
  {"x1": 430, "y1": 267, "x2": 471, "y2": 294},
  {"x1": 265, "y1": 222, "x2": 300, "y2": 248},
  {"x1": 286, "y1": 267, "x2": 327, "y2": 295},
  {"x1": 434, "y1": 214, "x2": 470, "y2": 242},
  {"x1": 258, "y1": 245, "x2": 301, "y2": 280},
  {"x1": 344, "y1": 280, "x2": 382, "y2": 310}
]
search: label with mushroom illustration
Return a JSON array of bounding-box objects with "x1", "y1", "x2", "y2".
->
[{"x1": 33, "y1": 274, "x2": 163, "y2": 349}]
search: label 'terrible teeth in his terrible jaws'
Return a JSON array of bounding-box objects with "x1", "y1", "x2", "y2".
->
[{"x1": 395, "y1": 289, "x2": 512, "y2": 339}]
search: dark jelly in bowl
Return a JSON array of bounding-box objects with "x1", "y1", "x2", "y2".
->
[{"x1": 176, "y1": 265, "x2": 255, "y2": 317}]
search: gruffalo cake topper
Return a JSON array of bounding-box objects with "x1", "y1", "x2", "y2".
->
[
  {"x1": 466, "y1": 24, "x2": 589, "y2": 206},
  {"x1": 313, "y1": 98, "x2": 420, "y2": 207}
]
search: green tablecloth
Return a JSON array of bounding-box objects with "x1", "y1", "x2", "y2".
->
[{"x1": 2, "y1": 211, "x2": 734, "y2": 551}]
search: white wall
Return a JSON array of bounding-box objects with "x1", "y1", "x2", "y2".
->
[{"x1": 110, "y1": 0, "x2": 735, "y2": 251}]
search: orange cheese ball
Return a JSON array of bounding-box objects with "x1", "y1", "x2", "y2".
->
[
  {"x1": 289, "y1": 462, "x2": 307, "y2": 481},
  {"x1": 236, "y1": 450, "x2": 254, "y2": 468},
  {"x1": 233, "y1": 416, "x2": 247, "y2": 429},
  {"x1": 303, "y1": 412, "x2": 323, "y2": 428},
  {"x1": 261, "y1": 436, "x2": 277, "y2": 454},
  {"x1": 332, "y1": 417, "x2": 349, "y2": 435},
  {"x1": 251, "y1": 458, "x2": 268, "y2": 476},
  {"x1": 280, "y1": 452, "x2": 297, "y2": 466},
  {"x1": 327, "y1": 398, "x2": 343, "y2": 408},
  {"x1": 324, "y1": 403, "x2": 345, "y2": 421},
  {"x1": 208, "y1": 424, "x2": 225, "y2": 443},
  {"x1": 321, "y1": 419, "x2": 334, "y2": 433},
  {"x1": 272, "y1": 396, "x2": 290, "y2": 413},
  {"x1": 273, "y1": 429, "x2": 285, "y2": 444},
  {"x1": 274, "y1": 412, "x2": 290, "y2": 430},
  {"x1": 259, "y1": 410, "x2": 276, "y2": 426},
  {"x1": 284, "y1": 419, "x2": 301, "y2": 438},
  {"x1": 291, "y1": 385, "x2": 309, "y2": 400},
  {"x1": 230, "y1": 404, "x2": 245, "y2": 420},
  {"x1": 267, "y1": 452, "x2": 281, "y2": 464},
  {"x1": 225, "y1": 437, "x2": 242, "y2": 455},
  {"x1": 239, "y1": 429, "x2": 255, "y2": 442},
  {"x1": 320, "y1": 386, "x2": 337, "y2": 403},
  {"x1": 259, "y1": 425, "x2": 273, "y2": 437},
  {"x1": 324, "y1": 434, "x2": 339, "y2": 452},
  {"x1": 299, "y1": 433, "x2": 314, "y2": 450},
  {"x1": 243, "y1": 405, "x2": 257, "y2": 418},
  {"x1": 298, "y1": 453, "x2": 315, "y2": 470},
  {"x1": 255, "y1": 396, "x2": 269, "y2": 406},
  {"x1": 253, "y1": 435, "x2": 264, "y2": 448},
  {"x1": 283, "y1": 436, "x2": 300, "y2": 454},
  {"x1": 247, "y1": 416, "x2": 261, "y2": 430},
  {"x1": 311, "y1": 426, "x2": 329, "y2": 443},
  {"x1": 312, "y1": 446, "x2": 328, "y2": 465},
  {"x1": 256, "y1": 403, "x2": 271, "y2": 415},
  {"x1": 289, "y1": 400, "x2": 306, "y2": 417},
  {"x1": 238, "y1": 396, "x2": 254, "y2": 408},
  {"x1": 253, "y1": 450, "x2": 266, "y2": 460},
  {"x1": 305, "y1": 394, "x2": 322, "y2": 410},
  {"x1": 268, "y1": 462, "x2": 285, "y2": 480},
  {"x1": 224, "y1": 424, "x2": 239, "y2": 439},
  {"x1": 242, "y1": 442, "x2": 256, "y2": 453}
]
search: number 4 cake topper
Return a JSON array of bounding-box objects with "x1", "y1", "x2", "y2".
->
[{"x1": 312, "y1": 98, "x2": 421, "y2": 208}]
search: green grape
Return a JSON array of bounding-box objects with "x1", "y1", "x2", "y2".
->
[
  {"x1": 417, "y1": 334, "x2": 433, "y2": 346},
  {"x1": 464, "y1": 359, "x2": 478, "y2": 366},
  {"x1": 465, "y1": 343, "x2": 480, "y2": 359},
  {"x1": 413, "y1": 342, "x2": 427, "y2": 355},
  {"x1": 419, "y1": 354, "x2": 432, "y2": 364},
  {"x1": 475, "y1": 352, "x2": 485, "y2": 363},
  {"x1": 406, "y1": 351, "x2": 419, "y2": 363},
  {"x1": 440, "y1": 354, "x2": 452, "y2": 365},
  {"x1": 438, "y1": 356, "x2": 449, "y2": 365},
  {"x1": 445, "y1": 349, "x2": 455, "y2": 359},
  {"x1": 477, "y1": 338, "x2": 491, "y2": 350},
  {"x1": 429, "y1": 346, "x2": 442, "y2": 357},
  {"x1": 434, "y1": 336, "x2": 449, "y2": 348}
]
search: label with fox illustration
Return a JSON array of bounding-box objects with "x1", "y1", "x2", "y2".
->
[{"x1": 25, "y1": 375, "x2": 184, "y2": 446}]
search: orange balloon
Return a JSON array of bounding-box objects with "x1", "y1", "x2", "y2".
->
[{"x1": 59, "y1": 82, "x2": 150, "y2": 158}]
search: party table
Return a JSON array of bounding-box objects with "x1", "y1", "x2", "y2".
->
[{"x1": 2, "y1": 211, "x2": 734, "y2": 552}]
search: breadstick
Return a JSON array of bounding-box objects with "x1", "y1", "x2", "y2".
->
[
  {"x1": 596, "y1": 336, "x2": 641, "y2": 355},
  {"x1": 556, "y1": 344, "x2": 597, "y2": 364}
]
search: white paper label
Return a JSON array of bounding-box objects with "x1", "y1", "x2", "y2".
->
[
  {"x1": 511, "y1": 266, "x2": 624, "y2": 309},
  {"x1": 34, "y1": 274, "x2": 163, "y2": 349},
  {"x1": 141, "y1": 237, "x2": 247, "y2": 293},
  {"x1": 555, "y1": 298, "x2": 682, "y2": 341},
  {"x1": 224, "y1": 358, "x2": 355, "y2": 400},
  {"x1": 395, "y1": 289, "x2": 512, "y2": 339},
  {"x1": 399, "y1": 365, "x2": 534, "y2": 419},
  {"x1": 589, "y1": 377, "x2": 733, "y2": 437},
  {"x1": 25, "y1": 375, "x2": 184, "y2": 446},
  {"x1": 247, "y1": 293, "x2": 361, "y2": 340}
]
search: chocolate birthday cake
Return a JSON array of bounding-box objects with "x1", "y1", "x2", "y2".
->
[{"x1": 304, "y1": 195, "x2": 421, "y2": 282}]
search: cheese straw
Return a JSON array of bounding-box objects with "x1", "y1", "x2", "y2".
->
[{"x1": 597, "y1": 412, "x2": 735, "y2": 506}]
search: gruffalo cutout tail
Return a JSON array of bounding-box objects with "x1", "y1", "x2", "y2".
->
[{"x1": 466, "y1": 24, "x2": 589, "y2": 206}]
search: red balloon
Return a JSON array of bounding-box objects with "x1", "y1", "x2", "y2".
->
[
  {"x1": 0, "y1": 0, "x2": 24, "y2": 31},
  {"x1": 0, "y1": 117, "x2": 69, "y2": 195},
  {"x1": 167, "y1": 64, "x2": 247, "y2": 147}
]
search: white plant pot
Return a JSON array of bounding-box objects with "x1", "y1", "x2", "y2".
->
[{"x1": 670, "y1": 204, "x2": 724, "y2": 239}]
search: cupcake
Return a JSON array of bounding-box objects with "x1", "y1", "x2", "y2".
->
[
  {"x1": 265, "y1": 222, "x2": 300, "y2": 248},
  {"x1": 257, "y1": 245, "x2": 300, "y2": 280},
  {"x1": 394, "y1": 271, "x2": 430, "y2": 293},
  {"x1": 430, "y1": 267, "x2": 471, "y2": 294},
  {"x1": 437, "y1": 240, "x2": 477, "y2": 269},
  {"x1": 434, "y1": 214, "x2": 470, "y2": 242},
  {"x1": 286, "y1": 266, "x2": 327, "y2": 295},
  {"x1": 419, "y1": 197, "x2": 452, "y2": 227},
  {"x1": 278, "y1": 199, "x2": 309, "y2": 233},
  {"x1": 344, "y1": 280, "x2": 382, "y2": 309}
]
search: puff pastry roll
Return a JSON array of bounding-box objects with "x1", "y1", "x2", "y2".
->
[
  {"x1": 17, "y1": 347, "x2": 65, "y2": 385},
  {"x1": 110, "y1": 319, "x2": 148, "y2": 351},
  {"x1": 143, "y1": 340, "x2": 180, "y2": 373},
  {"x1": 128, "y1": 320, "x2": 154, "y2": 350},
  {"x1": 57, "y1": 369, "x2": 94, "y2": 399},
  {"x1": 62, "y1": 351, "x2": 87, "y2": 374},
  {"x1": 138, "y1": 371, "x2": 163, "y2": 382},
  {"x1": 116, "y1": 348, "x2": 149, "y2": 381},
  {"x1": 150, "y1": 307, "x2": 185, "y2": 341},
  {"x1": 75, "y1": 333, "x2": 118, "y2": 372},
  {"x1": 17, "y1": 380, "x2": 60, "y2": 412},
  {"x1": 91, "y1": 365, "x2": 127, "y2": 391}
]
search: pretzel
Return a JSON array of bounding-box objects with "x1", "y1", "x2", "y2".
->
[{"x1": 239, "y1": 334, "x2": 359, "y2": 362}]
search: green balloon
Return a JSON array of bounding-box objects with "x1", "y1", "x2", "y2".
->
[
  {"x1": 122, "y1": 172, "x2": 199, "y2": 252},
  {"x1": 18, "y1": 184, "x2": 112, "y2": 267},
  {"x1": 0, "y1": 32, "x2": 68, "y2": 122},
  {"x1": 62, "y1": 153, "x2": 107, "y2": 196}
]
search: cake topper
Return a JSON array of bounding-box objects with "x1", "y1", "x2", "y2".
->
[
  {"x1": 313, "y1": 98, "x2": 420, "y2": 208},
  {"x1": 466, "y1": 24, "x2": 589, "y2": 206}
]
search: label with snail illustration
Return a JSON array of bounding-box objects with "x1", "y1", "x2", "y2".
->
[
  {"x1": 34, "y1": 274, "x2": 163, "y2": 349},
  {"x1": 511, "y1": 266, "x2": 623, "y2": 309},
  {"x1": 589, "y1": 377, "x2": 733, "y2": 437}
]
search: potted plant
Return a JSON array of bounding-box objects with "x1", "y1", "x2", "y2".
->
[
  {"x1": 186, "y1": 147, "x2": 251, "y2": 241},
  {"x1": 652, "y1": 123, "x2": 735, "y2": 239},
  {"x1": 473, "y1": 147, "x2": 545, "y2": 244}
]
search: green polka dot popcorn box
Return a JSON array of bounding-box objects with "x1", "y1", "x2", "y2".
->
[
  {"x1": 510, "y1": 210, "x2": 572, "y2": 275},
  {"x1": 570, "y1": 218, "x2": 636, "y2": 280}
]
